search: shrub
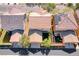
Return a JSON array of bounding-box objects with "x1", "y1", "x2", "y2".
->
[
  {"x1": 76, "y1": 3, "x2": 79, "y2": 9},
  {"x1": 41, "y1": 36, "x2": 51, "y2": 48},
  {"x1": 20, "y1": 34, "x2": 30, "y2": 48}
]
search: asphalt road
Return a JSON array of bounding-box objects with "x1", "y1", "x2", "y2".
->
[{"x1": 0, "y1": 49, "x2": 79, "y2": 56}]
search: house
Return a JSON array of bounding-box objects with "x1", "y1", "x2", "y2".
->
[
  {"x1": 0, "y1": 4, "x2": 26, "y2": 31},
  {"x1": 0, "y1": 4, "x2": 27, "y2": 47},
  {"x1": 27, "y1": 7, "x2": 52, "y2": 48},
  {"x1": 52, "y1": 13, "x2": 79, "y2": 48}
]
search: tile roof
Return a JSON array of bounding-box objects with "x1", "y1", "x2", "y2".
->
[
  {"x1": 29, "y1": 33, "x2": 42, "y2": 43},
  {"x1": 29, "y1": 9, "x2": 52, "y2": 31},
  {"x1": 29, "y1": 15, "x2": 51, "y2": 31},
  {"x1": 10, "y1": 32, "x2": 21, "y2": 42},
  {"x1": 63, "y1": 34, "x2": 79, "y2": 43},
  {"x1": 60, "y1": 31, "x2": 79, "y2": 43},
  {"x1": 32, "y1": 6, "x2": 47, "y2": 14},
  {"x1": 0, "y1": 5, "x2": 26, "y2": 15},
  {"x1": 54, "y1": 13, "x2": 78, "y2": 31},
  {"x1": 76, "y1": 10, "x2": 79, "y2": 19},
  {"x1": 0, "y1": 15, "x2": 25, "y2": 31}
]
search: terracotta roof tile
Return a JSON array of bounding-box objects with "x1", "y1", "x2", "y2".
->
[
  {"x1": 29, "y1": 16, "x2": 51, "y2": 31},
  {"x1": 55, "y1": 14, "x2": 78, "y2": 31},
  {"x1": 29, "y1": 33, "x2": 42, "y2": 43},
  {"x1": 10, "y1": 32, "x2": 21, "y2": 42}
]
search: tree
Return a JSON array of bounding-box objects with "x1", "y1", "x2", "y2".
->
[
  {"x1": 67, "y1": 3, "x2": 73, "y2": 7},
  {"x1": 42, "y1": 3, "x2": 56, "y2": 12},
  {"x1": 20, "y1": 34, "x2": 29, "y2": 48},
  {"x1": 41, "y1": 33, "x2": 51, "y2": 48},
  {"x1": 67, "y1": 3, "x2": 76, "y2": 10},
  {"x1": 20, "y1": 12, "x2": 30, "y2": 48},
  {"x1": 76, "y1": 3, "x2": 79, "y2": 9}
]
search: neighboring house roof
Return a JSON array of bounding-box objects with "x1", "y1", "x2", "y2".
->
[
  {"x1": 76, "y1": 10, "x2": 79, "y2": 19},
  {"x1": 29, "y1": 33, "x2": 42, "y2": 43},
  {"x1": 10, "y1": 32, "x2": 21, "y2": 42},
  {"x1": 0, "y1": 5, "x2": 26, "y2": 30},
  {"x1": 0, "y1": 4, "x2": 26, "y2": 15},
  {"x1": 58, "y1": 31, "x2": 79, "y2": 43},
  {"x1": 32, "y1": 6, "x2": 47, "y2": 14},
  {"x1": 54, "y1": 13, "x2": 78, "y2": 31},
  {"x1": 30, "y1": 12, "x2": 52, "y2": 16},
  {"x1": 63, "y1": 34, "x2": 79, "y2": 43},
  {"x1": 56, "y1": 4, "x2": 66, "y2": 10},
  {"x1": 29, "y1": 12, "x2": 52, "y2": 31},
  {"x1": 0, "y1": 15, "x2": 25, "y2": 31},
  {"x1": 26, "y1": 6, "x2": 47, "y2": 14}
]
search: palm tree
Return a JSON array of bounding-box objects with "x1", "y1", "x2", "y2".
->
[
  {"x1": 24, "y1": 12, "x2": 30, "y2": 37},
  {"x1": 20, "y1": 12, "x2": 31, "y2": 48}
]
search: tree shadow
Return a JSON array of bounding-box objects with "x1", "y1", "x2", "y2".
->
[
  {"x1": 19, "y1": 49, "x2": 29, "y2": 55},
  {"x1": 45, "y1": 49, "x2": 50, "y2": 55},
  {"x1": 9, "y1": 48, "x2": 20, "y2": 53},
  {"x1": 40, "y1": 48, "x2": 50, "y2": 55},
  {"x1": 62, "y1": 48, "x2": 76, "y2": 54},
  {"x1": 28, "y1": 48, "x2": 40, "y2": 54}
]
